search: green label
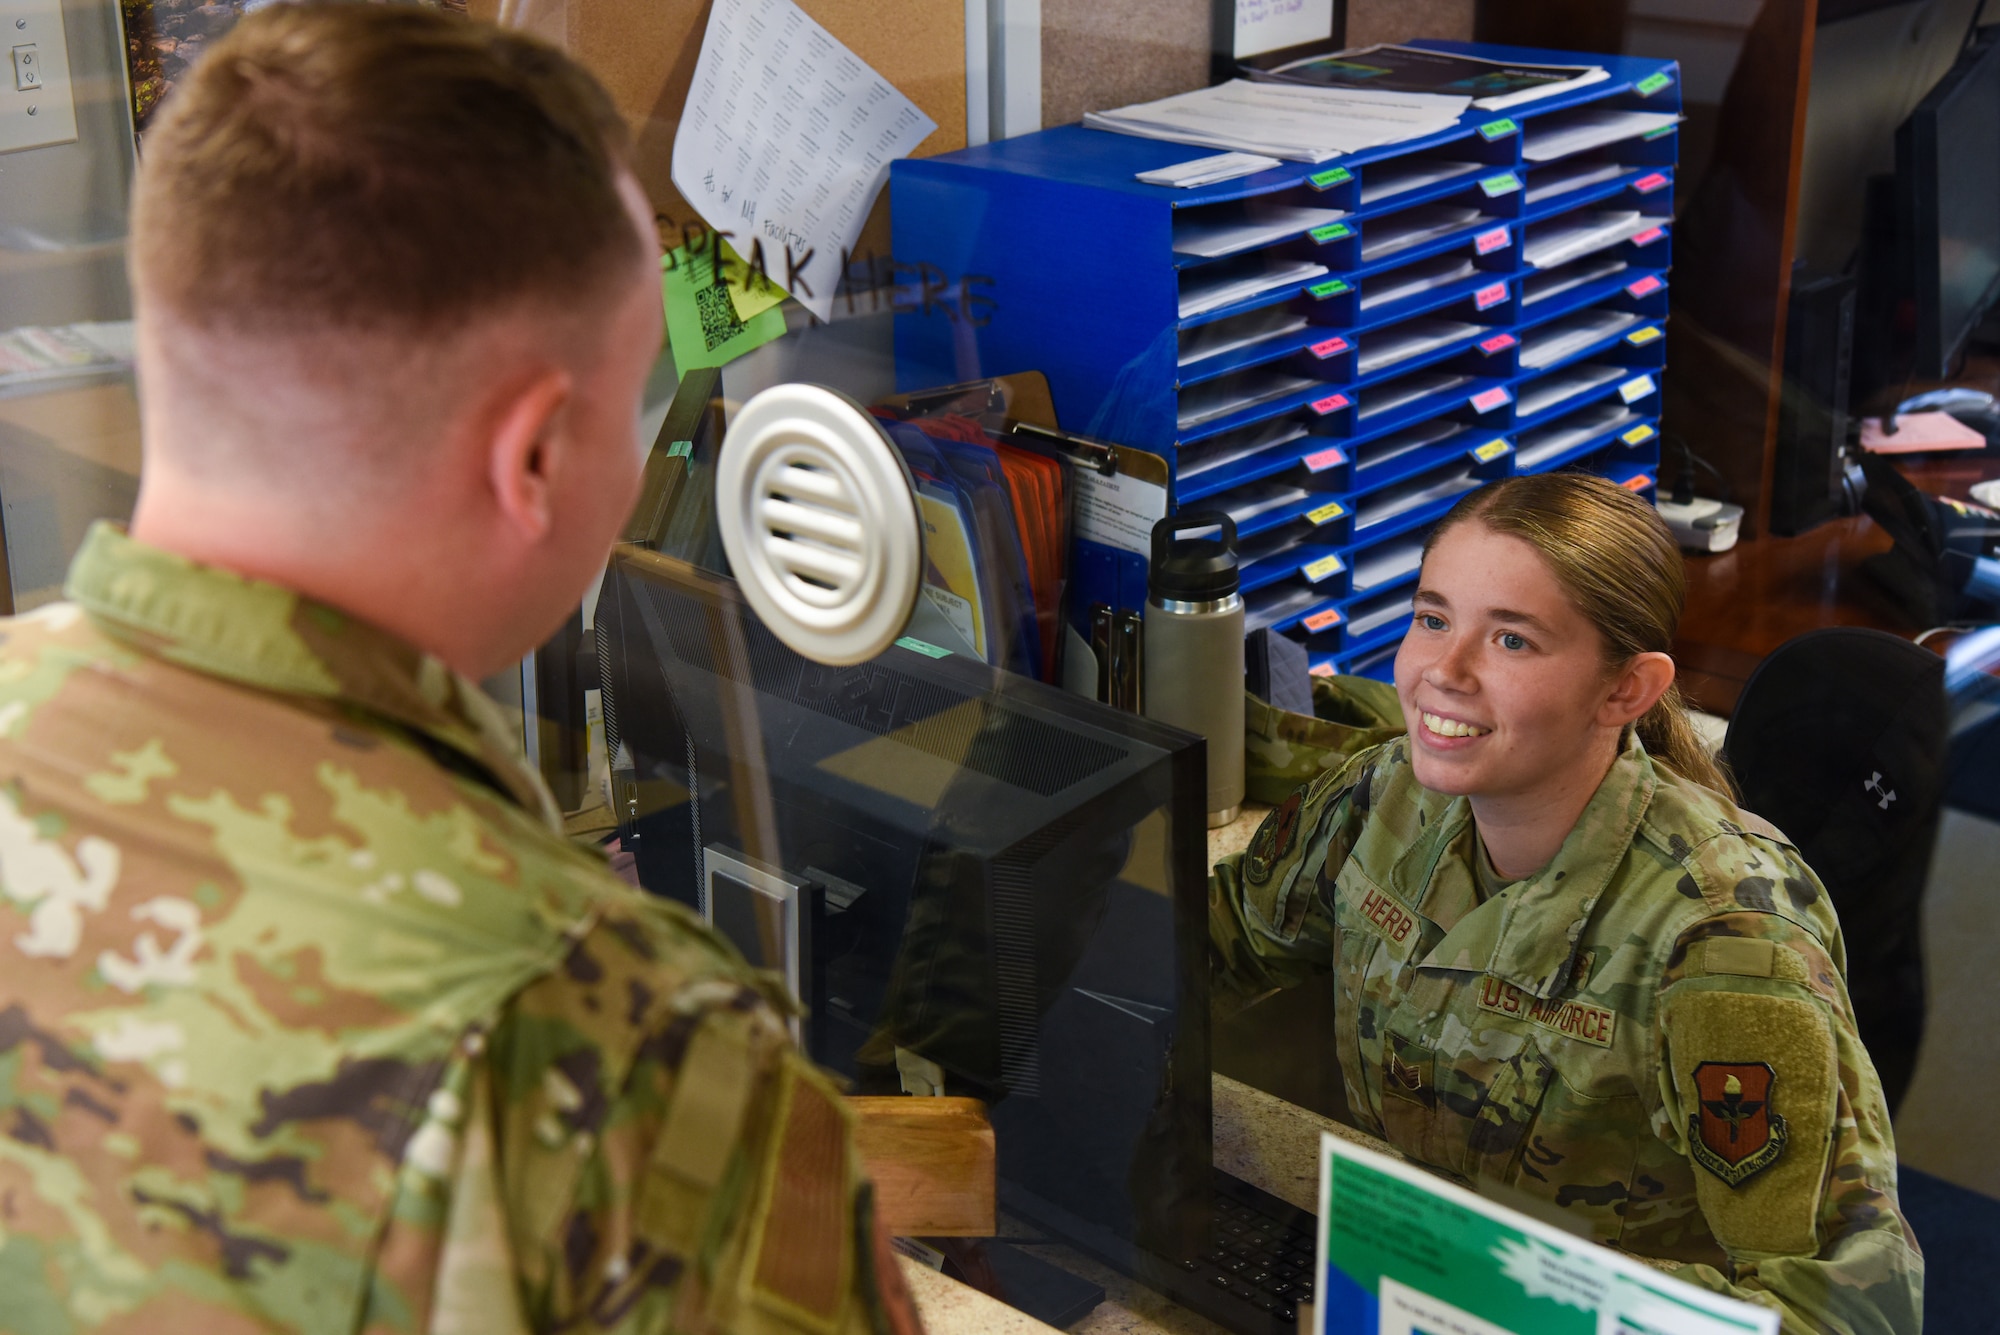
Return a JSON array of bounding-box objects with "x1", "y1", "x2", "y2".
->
[
  {"x1": 1636, "y1": 71, "x2": 1674, "y2": 96},
  {"x1": 893, "y1": 636, "x2": 951, "y2": 659},
  {"x1": 1310, "y1": 222, "x2": 1353, "y2": 243},
  {"x1": 1478, "y1": 118, "x2": 1519, "y2": 141},
  {"x1": 1478, "y1": 172, "x2": 1521, "y2": 197},
  {"x1": 1308, "y1": 278, "x2": 1351, "y2": 299},
  {"x1": 1309, "y1": 166, "x2": 1353, "y2": 189},
  {"x1": 666, "y1": 439, "x2": 693, "y2": 458},
  {"x1": 1644, "y1": 124, "x2": 1677, "y2": 140}
]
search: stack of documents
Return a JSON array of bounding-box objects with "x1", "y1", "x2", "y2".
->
[
  {"x1": 1350, "y1": 535, "x2": 1426, "y2": 593},
  {"x1": 1524, "y1": 210, "x2": 1656, "y2": 270},
  {"x1": 1525, "y1": 159, "x2": 1628, "y2": 205},
  {"x1": 1346, "y1": 591, "x2": 1417, "y2": 637},
  {"x1": 1245, "y1": 45, "x2": 1608, "y2": 113},
  {"x1": 0, "y1": 321, "x2": 132, "y2": 391},
  {"x1": 1179, "y1": 306, "x2": 1311, "y2": 367},
  {"x1": 1138, "y1": 151, "x2": 1283, "y2": 188},
  {"x1": 1180, "y1": 257, "x2": 1329, "y2": 319},
  {"x1": 1219, "y1": 479, "x2": 1314, "y2": 527},
  {"x1": 1360, "y1": 256, "x2": 1479, "y2": 311},
  {"x1": 1359, "y1": 371, "x2": 1470, "y2": 420},
  {"x1": 1515, "y1": 364, "x2": 1624, "y2": 418},
  {"x1": 1521, "y1": 255, "x2": 1628, "y2": 306},
  {"x1": 1175, "y1": 205, "x2": 1347, "y2": 258},
  {"x1": 1178, "y1": 369, "x2": 1318, "y2": 431},
  {"x1": 1357, "y1": 468, "x2": 1480, "y2": 533},
  {"x1": 1086, "y1": 80, "x2": 1472, "y2": 164},
  {"x1": 1360, "y1": 205, "x2": 1483, "y2": 263},
  {"x1": 1519, "y1": 309, "x2": 1642, "y2": 368},
  {"x1": 1354, "y1": 419, "x2": 1460, "y2": 471},
  {"x1": 1358, "y1": 319, "x2": 1481, "y2": 375},
  {"x1": 1245, "y1": 582, "x2": 1326, "y2": 634},
  {"x1": 1179, "y1": 419, "x2": 1310, "y2": 480},
  {"x1": 1523, "y1": 109, "x2": 1681, "y2": 163},
  {"x1": 1360, "y1": 158, "x2": 1483, "y2": 206},
  {"x1": 1515, "y1": 402, "x2": 1640, "y2": 469}
]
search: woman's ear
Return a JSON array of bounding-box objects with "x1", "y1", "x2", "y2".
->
[{"x1": 1599, "y1": 650, "x2": 1676, "y2": 729}]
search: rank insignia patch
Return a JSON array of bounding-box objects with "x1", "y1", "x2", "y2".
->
[
  {"x1": 1688, "y1": 1061, "x2": 1787, "y2": 1187},
  {"x1": 1384, "y1": 1034, "x2": 1435, "y2": 1107},
  {"x1": 1246, "y1": 791, "x2": 1303, "y2": 885}
]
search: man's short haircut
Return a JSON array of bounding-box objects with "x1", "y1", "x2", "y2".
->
[{"x1": 132, "y1": 2, "x2": 643, "y2": 338}]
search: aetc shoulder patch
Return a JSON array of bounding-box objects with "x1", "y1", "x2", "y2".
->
[
  {"x1": 1245, "y1": 790, "x2": 1304, "y2": 885},
  {"x1": 1688, "y1": 1061, "x2": 1787, "y2": 1187}
]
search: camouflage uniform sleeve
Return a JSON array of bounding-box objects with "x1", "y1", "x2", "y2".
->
[
  {"x1": 1210, "y1": 747, "x2": 1378, "y2": 1017},
  {"x1": 1655, "y1": 909, "x2": 1923, "y2": 1335}
]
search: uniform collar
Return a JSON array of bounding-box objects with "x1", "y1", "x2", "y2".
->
[
  {"x1": 62, "y1": 522, "x2": 562, "y2": 828},
  {"x1": 1400, "y1": 732, "x2": 1658, "y2": 998}
]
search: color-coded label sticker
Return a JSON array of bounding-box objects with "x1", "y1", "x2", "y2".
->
[
  {"x1": 1471, "y1": 438, "x2": 1512, "y2": 463},
  {"x1": 1644, "y1": 125, "x2": 1676, "y2": 140},
  {"x1": 1309, "y1": 662, "x2": 1336, "y2": 678},
  {"x1": 1310, "y1": 336, "x2": 1350, "y2": 359},
  {"x1": 1479, "y1": 118, "x2": 1519, "y2": 141},
  {"x1": 1310, "y1": 393, "x2": 1351, "y2": 415},
  {"x1": 1309, "y1": 166, "x2": 1353, "y2": 190},
  {"x1": 1478, "y1": 332, "x2": 1518, "y2": 355},
  {"x1": 1307, "y1": 500, "x2": 1347, "y2": 525},
  {"x1": 1619, "y1": 374, "x2": 1657, "y2": 403},
  {"x1": 1636, "y1": 71, "x2": 1675, "y2": 97},
  {"x1": 1474, "y1": 281, "x2": 1510, "y2": 310},
  {"x1": 1622, "y1": 423, "x2": 1657, "y2": 446},
  {"x1": 1620, "y1": 472, "x2": 1655, "y2": 491},
  {"x1": 1474, "y1": 225, "x2": 1512, "y2": 255},
  {"x1": 894, "y1": 636, "x2": 951, "y2": 659},
  {"x1": 1479, "y1": 171, "x2": 1521, "y2": 197},
  {"x1": 1302, "y1": 607, "x2": 1344, "y2": 633},
  {"x1": 667, "y1": 439, "x2": 693, "y2": 458},
  {"x1": 1626, "y1": 274, "x2": 1664, "y2": 298},
  {"x1": 1626, "y1": 325, "x2": 1663, "y2": 346},
  {"x1": 1632, "y1": 172, "x2": 1670, "y2": 194},
  {"x1": 1470, "y1": 386, "x2": 1513, "y2": 414},
  {"x1": 1303, "y1": 445, "x2": 1347, "y2": 472},
  {"x1": 1310, "y1": 222, "x2": 1354, "y2": 243},
  {"x1": 1302, "y1": 554, "x2": 1346, "y2": 582},
  {"x1": 1631, "y1": 226, "x2": 1666, "y2": 247},
  {"x1": 1309, "y1": 278, "x2": 1351, "y2": 299}
]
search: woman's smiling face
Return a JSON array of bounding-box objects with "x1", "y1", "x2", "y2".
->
[{"x1": 1392, "y1": 520, "x2": 1622, "y2": 802}]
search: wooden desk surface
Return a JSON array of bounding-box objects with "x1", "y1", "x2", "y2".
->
[{"x1": 1674, "y1": 451, "x2": 1998, "y2": 716}]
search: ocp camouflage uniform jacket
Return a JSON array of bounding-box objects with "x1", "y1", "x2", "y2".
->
[
  {"x1": 0, "y1": 524, "x2": 916, "y2": 1335},
  {"x1": 1212, "y1": 732, "x2": 1921, "y2": 1335}
]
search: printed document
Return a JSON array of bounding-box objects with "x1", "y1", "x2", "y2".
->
[{"x1": 1086, "y1": 80, "x2": 1470, "y2": 163}]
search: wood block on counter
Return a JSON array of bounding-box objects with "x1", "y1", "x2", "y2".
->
[{"x1": 849, "y1": 1096, "x2": 996, "y2": 1238}]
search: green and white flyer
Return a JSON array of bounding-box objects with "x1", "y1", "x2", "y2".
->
[{"x1": 1315, "y1": 1134, "x2": 1780, "y2": 1335}]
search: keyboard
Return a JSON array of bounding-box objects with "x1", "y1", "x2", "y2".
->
[{"x1": 1139, "y1": 1172, "x2": 1319, "y2": 1335}]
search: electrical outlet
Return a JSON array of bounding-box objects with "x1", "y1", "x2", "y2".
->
[{"x1": 1, "y1": 0, "x2": 77, "y2": 154}]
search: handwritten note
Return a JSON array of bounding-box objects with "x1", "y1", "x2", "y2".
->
[{"x1": 672, "y1": 0, "x2": 937, "y2": 322}]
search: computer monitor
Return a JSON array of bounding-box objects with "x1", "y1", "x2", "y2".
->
[{"x1": 1898, "y1": 30, "x2": 2000, "y2": 378}]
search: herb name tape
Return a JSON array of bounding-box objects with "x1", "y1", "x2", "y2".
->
[
  {"x1": 1625, "y1": 325, "x2": 1663, "y2": 346},
  {"x1": 1632, "y1": 172, "x2": 1670, "y2": 194},
  {"x1": 1479, "y1": 172, "x2": 1521, "y2": 197},
  {"x1": 1302, "y1": 445, "x2": 1347, "y2": 472},
  {"x1": 1625, "y1": 274, "x2": 1664, "y2": 298},
  {"x1": 1310, "y1": 222, "x2": 1354, "y2": 243},
  {"x1": 1310, "y1": 336, "x2": 1350, "y2": 359},
  {"x1": 1636, "y1": 71, "x2": 1675, "y2": 97},
  {"x1": 1474, "y1": 226, "x2": 1513, "y2": 255},
  {"x1": 1621, "y1": 423, "x2": 1657, "y2": 446},
  {"x1": 1478, "y1": 332, "x2": 1518, "y2": 355},
  {"x1": 1620, "y1": 472, "x2": 1655, "y2": 491},
  {"x1": 1479, "y1": 118, "x2": 1519, "y2": 141},
  {"x1": 1474, "y1": 281, "x2": 1510, "y2": 310},
  {"x1": 1307, "y1": 500, "x2": 1347, "y2": 525},
  {"x1": 1631, "y1": 226, "x2": 1666, "y2": 247},
  {"x1": 1302, "y1": 607, "x2": 1344, "y2": 633},
  {"x1": 1302, "y1": 554, "x2": 1345, "y2": 582},
  {"x1": 1310, "y1": 393, "x2": 1351, "y2": 416},
  {"x1": 1309, "y1": 166, "x2": 1353, "y2": 190},
  {"x1": 1619, "y1": 374, "x2": 1657, "y2": 403},
  {"x1": 1471, "y1": 438, "x2": 1512, "y2": 463},
  {"x1": 1470, "y1": 386, "x2": 1513, "y2": 414},
  {"x1": 1308, "y1": 278, "x2": 1351, "y2": 299}
]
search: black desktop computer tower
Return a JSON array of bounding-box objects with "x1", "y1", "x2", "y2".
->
[{"x1": 1770, "y1": 266, "x2": 1857, "y2": 537}]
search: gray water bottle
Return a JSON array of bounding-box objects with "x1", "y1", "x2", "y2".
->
[{"x1": 1143, "y1": 511, "x2": 1244, "y2": 828}]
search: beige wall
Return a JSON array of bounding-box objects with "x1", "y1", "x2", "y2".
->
[{"x1": 1345, "y1": 0, "x2": 1473, "y2": 49}]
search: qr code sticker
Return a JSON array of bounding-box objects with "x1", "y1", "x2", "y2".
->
[{"x1": 695, "y1": 282, "x2": 744, "y2": 352}]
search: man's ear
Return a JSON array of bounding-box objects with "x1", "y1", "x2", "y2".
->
[
  {"x1": 487, "y1": 369, "x2": 573, "y2": 544},
  {"x1": 1599, "y1": 650, "x2": 1676, "y2": 729}
]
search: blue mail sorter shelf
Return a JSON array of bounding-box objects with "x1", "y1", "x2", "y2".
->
[{"x1": 892, "y1": 40, "x2": 1679, "y2": 682}]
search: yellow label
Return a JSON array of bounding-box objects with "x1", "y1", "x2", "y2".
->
[
  {"x1": 1308, "y1": 501, "x2": 1346, "y2": 525},
  {"x1": 1303, "y1": 555, "x2": 1344, "y2": 581},
  {"x1": 1472, "y1": 439, "x2": 1511, "y2": 463},
  {"x1": 1625, "y1": 325, "x2": 1663, "y2": 345},
  {"x1": 1622, "y1": 424, "x2": 1657, "y2": 445}
]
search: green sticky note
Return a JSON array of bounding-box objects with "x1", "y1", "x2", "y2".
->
[
  {"x1": 1309, "y1": 166, "x2": 1353, "y2": 189},
  {"x1": 1308, "y1": 278, "x2": 1351, "y2": 299},
  {"x1": 1310, "y1": 222, "x2": 1352, "y2": 243},
  {"x1": 1478, "y1": 118, "x2": 1518, "y2": 141},
  {"x1": 1636, "y1": 71, "x2": 1674, "y2": 96},
  {"x1": 662, "y1": 244, "x2": 788, "y2": 371},
  {"x1": 894, "y1": 636, "x2": 951, "y2": 659}
]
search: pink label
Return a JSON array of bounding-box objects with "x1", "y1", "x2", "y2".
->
[
  {"x1": 1303, "y1": 608, "x2": 1343, "y2": 633},
  {"x1": 1310, "y1": 337, "x2": 1350, "y2": 359},
  {"x1": 1474, "y1": 226, "x2": 1512, "y2": 255},
  {"x1": 1474, "y1": 282, "x2": 1509, "y2": 310},
  {"x1": 1478, "y1": 333, "x2": 1518, "y2": 354},
  {"x1": 1632, "y1": 172, "x2": 1669, "y2": 194},
  {"x1": 1631, "y1": 226, "x2": 1666, "y2": 246},
  {"x1": 1309, "y1": 662, "x2": 1336, "y2": 678},
  {"x1": 1311, "y1": 393, "x2": 1350, "y2": 415},
  {"x1": 1625, "y1": 274, "x2": 1664, "y2": 298},
  {"x1": 1303, "y1": 446, "x2": 1347, "y2": 472},
  {"x1": 1470, "y1": 387, "x2": 1512, "y2": 414}
]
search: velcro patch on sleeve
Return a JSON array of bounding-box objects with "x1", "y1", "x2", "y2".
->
[
  {"x1": 749, "y1": 1058, "x2": 854, "y2": 1327},
  {"x1": 1702, "y1": 938, "x2": 1774, "y2": 978},
  {"x1": 1666, "y1": 989, "x2": 1834, "y2": 1256}
]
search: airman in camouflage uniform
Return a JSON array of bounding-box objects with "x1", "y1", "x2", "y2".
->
[
  {"x1": 1214, "y1": 724, "x2": 1922, "y2": 1335},
  {"x1": 0, "y1": 523, "x2": 919, "y2": 1334}
]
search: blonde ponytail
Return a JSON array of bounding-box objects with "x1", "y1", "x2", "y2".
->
[{"x1": 1634, "y1": 682, "x2": 1734, "y2": 798}]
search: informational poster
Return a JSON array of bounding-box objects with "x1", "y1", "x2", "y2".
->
[{"x1": 1316, "y1": 1134, "x2": 1780, "y2": 1335}]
